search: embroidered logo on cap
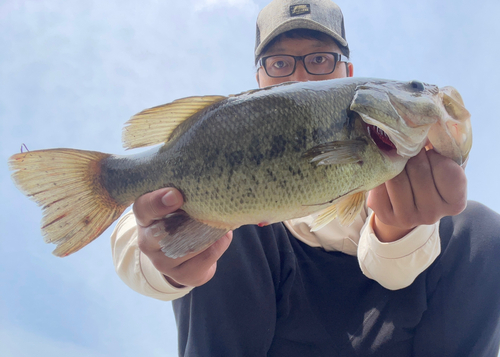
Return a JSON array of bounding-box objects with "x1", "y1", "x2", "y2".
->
[{"x1": 290, "y1": 4, "x2": 310, "y2": 16}]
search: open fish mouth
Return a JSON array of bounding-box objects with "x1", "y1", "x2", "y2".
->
[
  {"x1": 350, "y1": 81, "x2": 435, "y2": 159},
  {"x1": 366, "y1": 124, "x2": 397, "y2": 152}
]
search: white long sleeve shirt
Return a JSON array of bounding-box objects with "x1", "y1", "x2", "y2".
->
[{"x1": 111, "y1": 207, "x2": 440, "y2": 301}]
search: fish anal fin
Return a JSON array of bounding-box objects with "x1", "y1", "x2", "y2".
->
[
  {"x1": 122, "y1": 95, "x2": 227, "y2": 149},
  {"x1": 158, "y1": 210, "x2": 229, "y2": 259},
  {"x1": 303, "y1": 140, "x2": 365, "y2": 166},
  {"x1": 311, "y1": 191, "x2": 367, "y2": 231}
]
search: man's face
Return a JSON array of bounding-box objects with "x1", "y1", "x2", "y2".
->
[{"x1": 256, "y1": 36, "x2": 353, "y2": 88}]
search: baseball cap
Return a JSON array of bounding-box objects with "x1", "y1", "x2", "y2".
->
[{"x1": 255, "y1": 0, "x2": 349, "y2": 61}]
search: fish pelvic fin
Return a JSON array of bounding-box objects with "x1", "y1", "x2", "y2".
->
[
  {"x1": 158, "y1": 210, "x2": 229, "y2": 259},
  {"x1": 302, "y1": 140, "x2": 366, "y2": 166},
  {"x1": 9, "y1": 149, "x2": 128, "y2": 257},
  {"x1": 310, "y1": 191, "x2": 367, "y2": 231},
  {"x1": 122, "y1": 95, "x2": 227, "y2": 149}
]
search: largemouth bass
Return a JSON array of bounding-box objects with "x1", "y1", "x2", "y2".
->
[{"x1": 9, "y1": 77, "x2": 472, "y2": 258}]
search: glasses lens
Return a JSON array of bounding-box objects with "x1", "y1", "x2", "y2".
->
[
  {"x1": 264, "y1": 55, "x2": 295, "y2": 77},
  {"x1": 304, "y1": 53, "x2": 337, "y2": 75}
]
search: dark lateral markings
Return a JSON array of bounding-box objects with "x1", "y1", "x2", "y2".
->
[
  {"x1": 269, "y1": 135, "x2": 287, "y2": 158},
  {"x1": 248, "y1": 137, "x2": 264, "y2": 165},
  {"x1": 223, "y1": 125, "x2": 344, "y2": 168},
  {"x1": 293, "y1": 128, "x2": 308, "y2": 152},
  {"x1": 225, "y1": 150, "x2": 244, "y2": 167}
]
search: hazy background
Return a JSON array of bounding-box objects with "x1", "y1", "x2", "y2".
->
[{"x1": 1, "y1": 0, "x2": 499, "y2": 356}]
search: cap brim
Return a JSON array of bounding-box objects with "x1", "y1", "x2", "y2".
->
[{"x1": 255, "y1": 18, "x2": 348, "y2": 59}]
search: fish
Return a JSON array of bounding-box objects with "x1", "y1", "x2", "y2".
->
[{"x1": 8, "y1": 77, "x2": 472, "y2": 259}]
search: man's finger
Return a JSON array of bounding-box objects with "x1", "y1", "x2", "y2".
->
[
  {"x1": 427, "y1": 150, "x2": 468, "y2": 213},
  {"x1": 367, "y1": 183, "x2": 394, "y2": 224},
  {"x1": 405, "y1": 149, "x2": 441, "y2": 210},
  {"x1": 383, "y1": 165, "x2": 415, "y2": 219},
  {"x1": 133, "y1": 188, "x2": 184, "y2": 227},
  {"x1": 151, "y1": 232, "x2": 233, "y2": 287},
  {"x1": 138, "y1": 220, "x2": 171, "y2": 254}
]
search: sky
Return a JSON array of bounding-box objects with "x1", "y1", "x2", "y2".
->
[{"x1": 1, "y1": 0, "x2": 499, "y2": 356}]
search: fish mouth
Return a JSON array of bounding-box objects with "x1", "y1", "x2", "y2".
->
[
  {"x1": 351, "y1": 85, "x2": 429, "y2": 159},
  {"x1": 366, "y1": 124, "x2": 397, "y2": 152},
  {"x1": 425, "y1": 87, "x2": 472, "y2": 166}
]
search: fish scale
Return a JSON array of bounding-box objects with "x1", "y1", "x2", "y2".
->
[
  {"x1": 114, "y1": 82, "x2": 366, "y2": 227},
  {"x1": 9, "y1": 77, "x2": 472, "y2": 258}
]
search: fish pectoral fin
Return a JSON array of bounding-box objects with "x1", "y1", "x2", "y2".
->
[
  {"x1": 122, "y1": 95, "x2": 227, "y2": 149},
  {"x1": 303, "y1": 140, "x2": 366, "y2": 165},
  {"x1": 310, "y1": 191, "x2": 367, "y2": 231},
  {"x1": 158, "y1": 211, "x2": 230, "y2": 259}
]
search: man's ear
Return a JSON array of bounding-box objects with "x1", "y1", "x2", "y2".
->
[
  {"x1": 255, "y1": 71, "x2": 260, "y2": 86},
  {"x1": 346, "y1": 62, "x2": 354, "y2": 77}
]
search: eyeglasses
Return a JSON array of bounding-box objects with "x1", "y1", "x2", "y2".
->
[{"x1": 258, "y1": 52, "x2": 347, "y2": 78}]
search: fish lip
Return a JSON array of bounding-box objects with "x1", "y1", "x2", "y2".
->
[
  {"x1": 360, "y1": 108, "x2": 426, "y2": 159},
  {"x1": 385, "y1": 93, "x2": 431, "y2": 157},
  {"x1": 436, "y1": 87, "x2": 472, "y2": 165}
]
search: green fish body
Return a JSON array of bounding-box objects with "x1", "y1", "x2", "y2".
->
[{"x1": 9, "y1": 77, "x2": 472, "y2": 258}]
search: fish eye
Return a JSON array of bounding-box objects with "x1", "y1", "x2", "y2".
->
[{"x1": 409, "y1": 80, "x2": 425, "y2": 91}]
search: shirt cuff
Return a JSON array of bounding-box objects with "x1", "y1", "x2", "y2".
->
[
  {"x1": 364, "y1": 213, "x2": 438, "y2": 259},
  {"x1": 357, "y1": 211, "x2": 441, "y2": 290},
  {"x1": 139, "y1": 250, "x2": 193, "y2": 296},
  {"x1": 111, "y1": 210, "x2": 193, "y2": 301}
]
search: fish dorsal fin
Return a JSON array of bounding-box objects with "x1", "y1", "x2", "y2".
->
[
  {"x1": 122, "y1": 95, "x2": 227, "y2": 149},
  {"x1": 311, "y1": 191, "x2": 367, "y2": 231}
]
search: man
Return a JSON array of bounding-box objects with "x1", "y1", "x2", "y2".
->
[{"x1": 112, "y1": 0, "x2": 500, "y2": 355}]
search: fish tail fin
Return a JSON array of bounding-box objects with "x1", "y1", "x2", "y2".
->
[{"x1": 9, "y1": 149, "x2": 128, "y2": 257}]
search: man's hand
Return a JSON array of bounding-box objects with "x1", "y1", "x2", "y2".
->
[
  {"x1": 367, "y1": 149, "x2": 467, "y2": 242},
  {"x1": 133, "y1": 188, "x2": 233, "y2": 288}
]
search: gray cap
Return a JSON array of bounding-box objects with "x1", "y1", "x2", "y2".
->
[{"x1": 255, "y1": 0, "x2": 349, "y2": 61}]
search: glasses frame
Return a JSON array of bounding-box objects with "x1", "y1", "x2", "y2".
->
[{"x1": 258, "y1": 52, "x2": 347, "y2": 78}]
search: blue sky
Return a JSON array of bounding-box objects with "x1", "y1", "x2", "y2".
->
[{"x1": 1, "y1": 0, "x2": 499, "y2": 356}]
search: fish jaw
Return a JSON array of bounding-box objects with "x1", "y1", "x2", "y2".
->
[
  {"x1": 351, "y1": 86, "x2": 436, "y2": 158},
  {"x1": 350, "y1": 80, "x2": 472, "y2": 165},
  {"x1": 426, "y1": 86, "x2": 472, "y2": 166}
]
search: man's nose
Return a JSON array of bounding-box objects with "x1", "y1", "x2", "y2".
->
[{"x1": 288, "y1": 61, "x2": 310, "y2": 82}]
